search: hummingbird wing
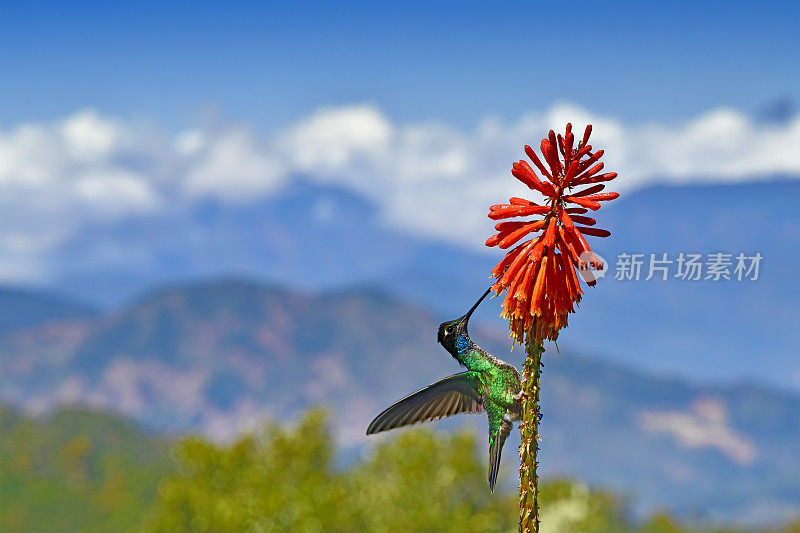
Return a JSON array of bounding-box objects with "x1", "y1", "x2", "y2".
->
[
  {"x1": 366, "y1": 372, "x2": 483, "y2": 435},
  {"x1": 487, "y1": 406, "x2": 512, "y2": 492}
]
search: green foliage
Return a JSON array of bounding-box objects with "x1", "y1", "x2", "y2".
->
[
  {"x1": 345, "y1": 428, "x2": 517, "y2": 532},
  {"x1": 148, "y1": 409, "x2": 349, "y2": 532},
  {"x1": 0, "y1": 407, "x2": 171, "y2": 532},
  {"x1": 147, "y1": 410, "x2": 800, "y2": 533},
  {"x1": 3, "y1": 405, "x2": 800, "y2": 532},
  {"x1": 537, "y1": 478, "x2": 631, "y2": 533},
  {"x1": 148, "y1": 410, "x2": 516, "y2": 532}
]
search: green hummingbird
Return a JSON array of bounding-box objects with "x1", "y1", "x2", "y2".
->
[{"x1": 366, "y1": 287, "x2": 523, "y2": 492}]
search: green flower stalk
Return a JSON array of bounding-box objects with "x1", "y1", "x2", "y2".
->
[{"x1": 519, "y1": 339, "x2": 543, "y2": 532}]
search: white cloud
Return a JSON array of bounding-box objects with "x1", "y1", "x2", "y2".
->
[
  {"x1": 60, "y1": 109, "x2": 125, "y2": 161},
  {"x1": 0, "y1": 102, "x2": 799, "y2": 281},
  {"x1": 638, "y1": 397, "x2": 757, "y2": 465},
  {"x1": 181, "y1": 126, "x2": 287, "y2": 200},
  {"x1": 73, "y1": 169, "x2": 159, "y2": 214},
  {"x1": 281, "y1": 104, "x2": 391, "y2": 171}
]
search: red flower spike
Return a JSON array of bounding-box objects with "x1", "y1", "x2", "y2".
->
[{"x1": 486, "y1": 123, "x2": 619, "y2": 342}]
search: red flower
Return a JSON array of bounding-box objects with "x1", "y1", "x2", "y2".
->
[{"x1": 486, "y1": 124, "x2": 619, "y2": 342}]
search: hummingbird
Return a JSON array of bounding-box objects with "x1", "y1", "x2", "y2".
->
[{"x1": 366, "y1": 287, "x2": 523, "y2": 492}]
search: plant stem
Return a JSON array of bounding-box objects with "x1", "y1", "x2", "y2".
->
[{"x1": 519, "y1": 337, "x2": 544, "y2": 533}]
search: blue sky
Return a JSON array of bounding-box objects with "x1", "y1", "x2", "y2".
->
[
  {"x1": 0, "y1": 1, "x2": 798, "y2": 390},
  {"x1": 1, "y1": 1, "x2": 798, "y2": 130},
  {"x1": 1, "y1": 1, "x2": 799, "y2": 284}
]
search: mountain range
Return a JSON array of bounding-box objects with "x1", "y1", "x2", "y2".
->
[
  {"x1": 43, "y1": 178, "x2": 800, "y2": 390},
  {"x1": 0, "y1": 278, "x2": 798, "y2": 525}
]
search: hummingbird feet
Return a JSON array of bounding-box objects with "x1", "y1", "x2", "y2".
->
[{"x1": 513, "y1": 389, "x2": 530, "y2": 401}]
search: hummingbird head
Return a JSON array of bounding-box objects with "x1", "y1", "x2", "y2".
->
[{"x1": 437, "y1": 287, "x2": 492, "y2": 354}]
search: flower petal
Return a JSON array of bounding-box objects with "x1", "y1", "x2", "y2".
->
[
  {"x1": 581, "y1": 124, "x2": 592, "y2": 147},
  {"x1": 509, "y1": 197, "x2": 538, "y2": 206},
  {"x1": 577, "y1": 226, "x2": 611, "y2": 237},
  {"x1": 570, "y1": 184, "x2": 605, "y2": 197},
  {"x1": 570, "y1": 215, "x2": 596, "y2": 226},
  {"x1": 499, "y1": 220, "x2": 547, "y2": 249},
  {"x1": 573, "y1": 172, "x2": 618, "y2": 185},
  {"x1": 564, "y1": 196, "x2": 601, "y2": 210},
  {"x1": 559, "y1": 208, "x2": 575, "y2": 230},
  {"x1": 580, "y1": 192, "x2": 620, "y2": 202},
  {"x1": 524, "y1": 145, "x2": 553, "y2": 181},
  {"x1": 512, "y1": 161, "x2": 547, "y2": 193}
]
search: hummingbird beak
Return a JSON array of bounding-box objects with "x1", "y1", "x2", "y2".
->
[{"x1": 463, "y1": 287, "x2": 493, "y2": 324}]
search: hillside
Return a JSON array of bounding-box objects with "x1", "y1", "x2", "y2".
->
[
  {"x1": 0, "y1": 287, "x2": 96, "y2": 331},
  {"x1": 45, "y1": 179, "x2": 800, "y2": 391},
  {"x1": 0, "y1": 407, "x2": 170, "y2": 532},
  {"x1": 0, "y1": 279, "x2": 798, "y2": 523}
]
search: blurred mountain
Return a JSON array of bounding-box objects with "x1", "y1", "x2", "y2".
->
[
  {"x1": 52, "y1": 181, "x2": 495, "y2": 311},
  {"x1": 0, "y1": 287, "x2": 96, "y2": 331},
  {"x1": 0, "y1": 278, "x2": 798, "y2": 524},
  {"x1": 48, "y1": 179, "x2": 800, "y2": 389}
]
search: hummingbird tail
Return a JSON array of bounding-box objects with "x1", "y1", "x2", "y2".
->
[{"x1": 488, "y1": 417, "x2": 512, "y2": 492}]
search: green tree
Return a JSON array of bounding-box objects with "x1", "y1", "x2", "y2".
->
[
  {"x1": 148, "y1": 411, "x2": 632, "y2": 532},
  {"x1": 148, "y1": 409, "x2": 348, "y2": 532},
  {"x1": 346, "y1": 428, "x2": 517, "y2": 532},
  {"x1": 147, "y1": 409, "x2": 800, "y2": 533},
  {"x1": 0, "y1": 408, "x2": 170, "y2": 532}
]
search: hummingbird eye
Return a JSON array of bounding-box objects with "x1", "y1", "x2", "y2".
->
[{"x1": 445, "y1": 325, "x2": 454, "y2": 335}]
